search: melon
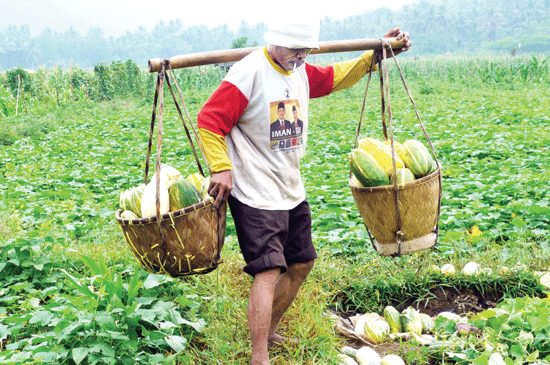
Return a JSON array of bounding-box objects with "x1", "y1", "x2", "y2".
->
[
  {"x1": 419, "y1": 313, "x2": 435, "y2": 333},
  {"x1": 389, "y1": 168, "x2": 415, "y2": 185},
  {"x1": 338, "y1": 354, "x2": 359, "y2": 365},
  {"x1": 200, "y1": 176, "x2": 212, "y2": 200},
  {"x1": 169, "y1": 176, "x2": 201, "y2": 211},
  {"x1": 119, "y1": 184, "x2": 145, "y2": 218},
  {"x1": 382, "y1": 138, "x2": 404, "y2": 155},
  {"x1": 358, "y1": 137, "x2": 405, "y2": 177},
  {"x1": 120, "y1": 210, "x2": 139, "y2": 220},
  {"x1": 400, "y1": 140, "x2": 434, "y2": 178},
  {"x1": 381, "y1": 354, "x2": 405, "y2": 365},
  {"x1": 383, "y1": 306, "x2": 402, "y2": 333},
  {"x1": 186, "y1": 172, "x2": 204, "y2": 191},
  {"x1": 141, "y1": 164, "x2": 182, "y2": 218},
  {"x1": 400, "y1": 307, "x2": 422, "y2": 335},
  {"x1": 141, "y1": 180, "x2": 170, "y2": 218},
  {"x1": 349, "y1": 149, "x2": 389, "y2": 187},
  {"x1": 362, "y1": 318, "x2": 387, "y2": 344},
  {"x1": 355, "y1": 346, "x2": 382, "y2": 365}
]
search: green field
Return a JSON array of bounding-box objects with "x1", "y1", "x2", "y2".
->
[{"x1": 1, "y1": 55, "x2": 549, "y2": 364}]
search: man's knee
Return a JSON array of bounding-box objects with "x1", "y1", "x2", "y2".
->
[{"x1": 287, "y1": 260, "x2": 314, "y2": 281}]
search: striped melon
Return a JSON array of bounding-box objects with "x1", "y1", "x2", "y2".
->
[
  {"x1": 349, "y1": 149, "x2": 389, "y2": 187},
  {"x1": 200, "y1": 176, "x2": 212, "y2": 200},
  {"x1": 400, "y1": 307, "x2": 423, "y2": 335},
  {"x1": 383, "y1": 306, "x2": 402, "y2": 333},
  {"x1": 400, "y1": 140, "x2": 435, "y2": 178},
  {"x1": 169, "y1": 176, "x2": 201, "y2": 211},
  {"x1": 362, "y1": 318, "x2": 387, "y2": 344},
  {"x1": 186, "y1": 172, "x2": 204, "y2": 191},
  {"x1": 419, "y1": 313, "x2": 435, "y2": 333},
  {"x1": 119, "y1": 184, "x2": 146, "y2": 218},
  {"x1": 382, "y1": 138, "x2": 404, "y2": 155},
  {"x1": 389, "y1": 168, "x2": 416, "y2": 185},
  {"x1": 359, "y1": 137, "x2": 404, "y2": 177},
  {"x1": 120, "y1": 210, "x2": 139, "y2": 220}
]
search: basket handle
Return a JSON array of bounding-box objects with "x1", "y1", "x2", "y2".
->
[
  {"x1": 165, "y1": 62, "x2": 211, "y2": 177},
  {"x1": 144, "y1": 60, "x2": 211, "y2": 188}
]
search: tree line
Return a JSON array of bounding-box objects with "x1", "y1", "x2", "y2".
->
[{"x1": 1, "y1": 0, "x2": 550, "y2": 71}]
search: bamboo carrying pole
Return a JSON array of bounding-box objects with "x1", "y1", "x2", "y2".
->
[{"x1": 148, "y1": 37, "x2": 406, "y2": 72}]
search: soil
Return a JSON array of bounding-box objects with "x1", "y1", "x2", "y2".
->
[{"x1": 339, "y1": 285, "x2": 502, "y2": 363}]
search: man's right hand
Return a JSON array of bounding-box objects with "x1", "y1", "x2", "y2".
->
[{"x1": 209, "y1": 170, "x2": 232, "y2": 209}]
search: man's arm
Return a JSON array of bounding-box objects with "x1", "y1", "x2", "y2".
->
[
  {"x1": 307, "y1": 28, "x2": 411, "y2": 96},
  {"x1": 197, "y1": 80, "x2": 248, "y2": 208}
]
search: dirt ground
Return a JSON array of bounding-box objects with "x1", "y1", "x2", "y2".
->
[{"x1": 339, "y1": 285, "x2": 501, "y2": 363}]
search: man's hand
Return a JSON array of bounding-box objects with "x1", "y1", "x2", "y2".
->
[
  {"x1": 209, "y1": 170, "x2": 232, "y2": 209},
  {"x1": 373, "y1": 28, "x2": 411, "y2": 63}
]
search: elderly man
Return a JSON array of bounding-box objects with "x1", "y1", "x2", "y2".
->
[{"x1": 197, "y1": 15, "x2": 410, "y2": 365}]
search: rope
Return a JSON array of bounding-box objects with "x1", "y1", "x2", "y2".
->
[
  {"x1": 386, "y1": 46, "x2": 443, "y2": 242},
  {"x1": 165, "y1": 63, "x2": 212, "y2": 177}
]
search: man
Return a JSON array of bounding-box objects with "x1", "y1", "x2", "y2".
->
[
  {"x1": 290, "y1": 105, "x2": 303, "y2": 136},
  {"x1": 197, "y1": 15, "x2": 410, "y2": 365},
  {"x1": 270, "y1": 102, "x2": 294, "y2": 139}
]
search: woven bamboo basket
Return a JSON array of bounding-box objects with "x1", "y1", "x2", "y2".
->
[
  {"x1": 115, "y1": 60, "x2": 227, "y2": 277},
  {"x1": 116, "y1": 199, "x2": 226, "y2": 277},
  {"x1": 350, "y1": 168, "x2": 441, "y2": 256},
  {"x1": 350, "y1": 40, "x2": 442, "y2": 256}
]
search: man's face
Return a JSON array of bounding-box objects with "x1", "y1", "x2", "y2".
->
[
  {"x1": 293, "y1": 109, "x2": 298, "y2": 120},
  {"x1": 278, "y1": 107, "x2": 285, "y2": 120},
  {"x1": 272, "y1": 47, "x2": 312, "y2": 71}
]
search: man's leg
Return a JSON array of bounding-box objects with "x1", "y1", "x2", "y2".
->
[
  {"x1": 268, "y1": 260, "x2": 315, "y2": 345},
  {"x1": 249, "y1": 268, "x2": 281, "y2": 365}
]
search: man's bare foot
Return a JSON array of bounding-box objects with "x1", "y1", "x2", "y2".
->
[{"x1": 267, "y1": 333, "x2": 299, "y2": 348}]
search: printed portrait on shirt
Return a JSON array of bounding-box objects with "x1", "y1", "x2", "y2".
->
[{"x1": 269, "y1": 100, "x2": 304, "y2": 152}]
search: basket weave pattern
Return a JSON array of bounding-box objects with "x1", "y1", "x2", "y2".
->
[
  {"x1": 350, "y1": 168, "x2": 441, "y2": 251},
  {"x1": 116, "y1": 200, "x2": 226, "y2": 277}
]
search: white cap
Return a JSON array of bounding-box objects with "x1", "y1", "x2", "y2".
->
[{"x1": 264, "y1": 14, "x2": 320, "y2": 49}]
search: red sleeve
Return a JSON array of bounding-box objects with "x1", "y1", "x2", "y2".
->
[
  {"x1": 305, "y1": 63, "x2": 335, "y2": 99},
  {"x1": 197, "y1": 81, "x2": 249, "y2": 136}
]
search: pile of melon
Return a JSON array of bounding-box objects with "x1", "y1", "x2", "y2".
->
[
  {"x1": 337, "y1": 306, "x2": 457, "y2": 365},
  {"x1": 349, "y1": 137, "x2": 438, "y2": 188},
  {"x1": 118, "y1": 164, "x2": 211, "y2": 220}
]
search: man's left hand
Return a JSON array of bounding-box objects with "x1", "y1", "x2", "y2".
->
[{"x1": 374, "y1": 28, "x2": 411, "y2": 63}]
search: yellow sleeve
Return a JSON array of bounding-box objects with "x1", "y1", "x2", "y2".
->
[
  {"x1": 332, "y1": 50, "x2": 378, "y2": 92},
  {"x1": 199, "y1": 128, "x2": 232, "y2": 172}
]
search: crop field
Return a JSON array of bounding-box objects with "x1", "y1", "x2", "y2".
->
[{"x1": 0, "y1": 55, "x2": 549, "y2": 364}]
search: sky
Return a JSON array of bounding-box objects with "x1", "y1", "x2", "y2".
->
[{"x1": 4, "y1": 0, "x2": 418, "y2": 36}]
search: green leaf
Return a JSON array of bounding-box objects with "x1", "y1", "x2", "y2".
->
[
  {"x1": 72, "y1": 347, "x2": 89, "y2": 365},
  {"x1": 126, "y1": 271, "x2": 142, "y2": 305},
  {"x1": 78, "y1": 252, "x2": 102, "y2": 276},
  {"x1": 106, "y1": 330, "x2": 130, "y2": 340},
  {"x1": 59, "y1": 269, "x2": 98, "y2": 300},
  {"x1": 510, "y1": 216, "x2": 526, "y2": 228},
  {"x1": 510, "y1": 344, "x2": 524, "y2": 358},
  {"x1": 165, "y1": 335, "x2": 187, "y2": 352},
  {"x1": 29, "y1": 311, "x2": 55, "y2": 326},
  {"x1": 143, "y1": 273, "x2": 172, "y2": 289}
]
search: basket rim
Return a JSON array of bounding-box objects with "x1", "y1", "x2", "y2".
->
[
  {"x1": 116, "y1": 197, "x2": 217, "y2": 225},
  {"x1": 349, "y1": 167, "x2": 441, "y2": 192}
]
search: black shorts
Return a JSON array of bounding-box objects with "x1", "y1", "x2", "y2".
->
[{"x1": 228, "y1": 196, "x2": 318, "y2": 277}]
